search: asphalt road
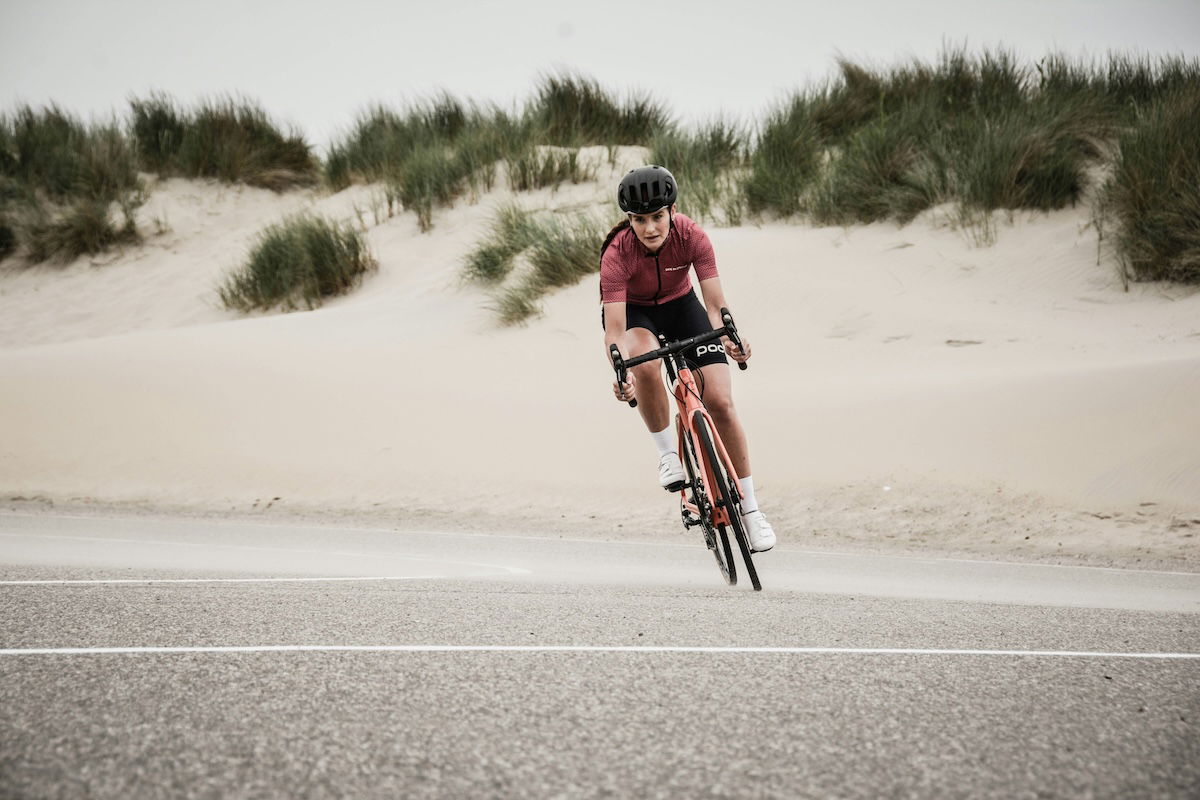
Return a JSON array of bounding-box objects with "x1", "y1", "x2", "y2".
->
[{"x1": 1, "y1": 513, "x2": 1197, "y2": 799}]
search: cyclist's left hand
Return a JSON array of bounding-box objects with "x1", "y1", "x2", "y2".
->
[{"x1": 726, "y1": 337, "x2": 751, "y2": 363}]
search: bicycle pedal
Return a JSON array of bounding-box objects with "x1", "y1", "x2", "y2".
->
[{"x1": 663, "y1": 480, "x2": 687, "y2": 492}]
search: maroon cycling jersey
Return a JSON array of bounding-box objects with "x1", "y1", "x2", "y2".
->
[{"x1": 600, "y1": 213, "x2": 718, "y2": 305}]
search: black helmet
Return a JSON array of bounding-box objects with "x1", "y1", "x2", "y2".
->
[{"x1": 617, "y1": 165, "x2": 678, "y2": 214}]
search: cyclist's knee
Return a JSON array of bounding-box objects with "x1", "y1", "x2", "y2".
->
[
  {"x1": 704, "y1": 388, "x2": 736, "y2": 420},
  {"x1": 624, "y1": 328, "x2": 657, "y2": 354},
  {"x1": 630, "y1": 361, "x2": 660, "y2": 385}
]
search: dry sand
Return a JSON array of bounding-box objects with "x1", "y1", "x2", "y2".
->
[{"x1": 1, "y1": 150, "x2": 1197, "y2": 571}]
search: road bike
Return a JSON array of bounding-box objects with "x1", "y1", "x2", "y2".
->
[{"x1": 610, "y1": 308, "x2": 762, "y2": 591}]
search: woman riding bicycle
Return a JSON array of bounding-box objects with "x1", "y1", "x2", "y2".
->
[{"x1": 601, "y1": 165, "x2": 775, "y2": 552}]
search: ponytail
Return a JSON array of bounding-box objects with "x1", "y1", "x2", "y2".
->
[
  {"x1": 598, "y1": 218, "x2": 630, "y2": 302},
  {"x1": 599, "y1": 218, "x2": 630, "y2": 265}
]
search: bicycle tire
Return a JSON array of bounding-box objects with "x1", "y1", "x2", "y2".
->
[
  {"x1": 695, "y1": 412, "x2": 762, "y2": 591},
  {"x1": 679, "y1": 416, "x2": 734, "y2": 585}
]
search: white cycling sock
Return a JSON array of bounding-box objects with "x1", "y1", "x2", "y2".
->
[
  {"x1": 738, "y1": 476, "x2": 758, "y2": 514},
  {"x1": 650, "y1": 425, "x2": 676, "y2": 457}
]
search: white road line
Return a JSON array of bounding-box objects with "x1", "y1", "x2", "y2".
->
[
  {"x1": 0, "y1": 644, "x2": 1197, "y2": 659},
  {"x1": 0, "y1": 575, "x2": 444, "y2": 586}
]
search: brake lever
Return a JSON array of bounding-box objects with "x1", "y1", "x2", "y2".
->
[
  {"x1": 720, "y1": 307, "x2": 749, "y2": 371},
  {"x1": 610, "y1": 344, "x2": 637, "y2": 408}
]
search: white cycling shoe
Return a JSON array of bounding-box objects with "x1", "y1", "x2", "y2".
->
[
  {"x1": 658, "y1": 452, "x2": 686, "y2": 491},
  {"x1": 742, "y1": 509, "x2": 776, "y2": 552}
]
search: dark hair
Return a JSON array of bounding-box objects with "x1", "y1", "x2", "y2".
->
[
  {"x1": 597, "y1": 218, "x2": 630, "y2": 301},
  {"x1": 598, "y1": 218, "x2": 630, "y2": 265}
]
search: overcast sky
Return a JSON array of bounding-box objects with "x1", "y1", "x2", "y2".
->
[{"x1": 3, "y1": 0, "x2": 1199, "y2": 151}]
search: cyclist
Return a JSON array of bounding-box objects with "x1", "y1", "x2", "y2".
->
[{"x1": 601, "y1": 165, "x2": 775, "y2": 552}]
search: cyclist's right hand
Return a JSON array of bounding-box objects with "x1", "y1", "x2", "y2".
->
[{"x1": 613, "y1": 373, "x2": 635, "y2": 403}]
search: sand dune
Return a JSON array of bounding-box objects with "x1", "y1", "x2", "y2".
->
[{"x1": 1, "y1": 162, "x2": 1197, "y2": 568}]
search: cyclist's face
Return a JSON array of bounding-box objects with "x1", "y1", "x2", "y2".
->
[{"x1": 628, "y1": 205, "x2": 674, "y2": 252}]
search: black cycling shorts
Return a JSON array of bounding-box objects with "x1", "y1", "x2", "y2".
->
[{"x1": 602, "y1": 291, "x2": 729, "y2": 368}]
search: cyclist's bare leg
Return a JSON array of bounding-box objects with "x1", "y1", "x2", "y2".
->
[
  {"x1": 623, "y1": 326, "x2": 672, "y2": 432},
  {"x1": 696, "y1": 363, "x2": 750, "y2": 479}
]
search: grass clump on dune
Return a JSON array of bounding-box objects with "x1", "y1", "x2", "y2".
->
[
  {"x1": 131, "y1": 94, "x2": 318, "y2": 190},
  {"x1": 463, "y1": 204, "x2": 603, "y2": 324},
  {"x1": 807, "y1": 103, "x2": 948, "y2": 225},
  {"x1": 0, "y1": 215, "x2": 17, "y2": 262},
  {"x1": 744, "y1": 95, "x2": 824, "y2": 217},
  {"x1": 650, "y1": 121, "x2": 746, "y2": 225},
  {"x1": 219, "y1": 214, "x2": 377, "y2": 312},
  {"x1": 324, "y1": 95, "x2": 495, "y2": 188},
  {"x1": 1100, "y1": 84, "x2": 1200, "y2": 284},
  {"x1": 0, "y1": 104, "x2": 144, "y2": 264},
  {"x1": 531, "y1": 72, "x2": 672, "y2": 146},
  {"x1": 326, "y1": 97, "x2": 529, "y2": 230},
  {"x1": 505, "y1": 147, "x2": 596, "y2": 192},
  {"x1": 325, "y1": 75, "x2": 669, "y2": 232},
  {"x1": 461, "y1": 203, "x2": 540, "y2": 284},
  {"x1": 744, "y1": 48, "x2": 1198, "y2": 240},
  {"x1": 19, "y1": 198, "x2": 141, "y2": 263}
]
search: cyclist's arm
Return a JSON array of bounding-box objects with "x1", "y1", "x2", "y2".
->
[
  {"x1": 603, "y1": 301, "x2": 636, "y2": 401},
  {"x1": 697, "y1": 277, "x2": 729, "y2": 329},
  {"x1": 697, "y1": 277, "x2": 751, "y2": 363},
  {"x1": 603, "y1": 301, "x2": 628, "y2": 358}
]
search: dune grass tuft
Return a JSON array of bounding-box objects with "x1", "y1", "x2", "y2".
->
[
  {"x1": 219, "y1": 214, "x2": 377, "y2": 312},
  {"x1": 20, "y1": 198, "x2": 141, "y2": 264},
  {"x1": 0, "y1": 215, "x2": 17, "y2": 262},
  {"x1": 742, "y1": 47, "x2": 1196, "y2": 255},
  {"x1": 1100, "y1": 84, "x2": 1200, "y2": 284},
  {"x1": 650, "y1": 121, "x2": 746, "y2": 224},
  {"x1": 131, "y1": 94, "x2": 318, "y2": 190},
  {"x1": 461, "y1": 203, "x2": 540, "y2": 284},
  {"x1": 463, "y1": 204, "x2": 604, "y2": 323},
  {"x1": 326, "y1": 99, "x2": 533, "y2": 230},
  {"x1": 0, "y1": 104, "x2": 145, "y2": 264},
  {"x1": 807, "y1": 103, "x2": 947, "y2": 225},
  {"x1": 532, "y1": 72, "x2": 672, "y2": 146},
  {"x1": 505, "y1": 147, "x2": 596, "y2": 192},
  {"x1": 744, "y1": 95, "x2": 824, "y2": 217}
]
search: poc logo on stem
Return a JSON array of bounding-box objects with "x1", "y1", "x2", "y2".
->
[{"x1": 695, "y1": 343, "x2": 726, "y2": 357}]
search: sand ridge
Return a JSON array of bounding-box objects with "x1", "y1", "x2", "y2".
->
[{"x1": 1, "y1": 159, "x2": 1197, "y2": 570}]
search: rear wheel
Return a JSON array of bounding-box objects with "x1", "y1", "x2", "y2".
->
[
  {"x1": 695, "y1": 412, "x2": 762, "y2": 591},
  {"x1": 679, "y1": 415, "x2": 734, "y2": 585}
]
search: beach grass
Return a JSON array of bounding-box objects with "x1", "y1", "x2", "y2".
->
[
  {"x1": 463, "y1": 205, "x2": 604, "y2": 323},
  {"x1": 1, "y1": 105, "x2": 142, "y2": 204},
  {"x1": 462, "y1": 203, "x2": 540, "y2": 284},
  {"x1": 743, "y1": 95, "x2": 824, "y2": 217},
  {"x1": 807, "y1": 102, "x2": 947, "y2": 225},
  {"x1": 219, "y1": 214, "x2": 377, "y2": 312},
  {"x1": 130, "y1": 94, "x2": 318, "y2": 190},
  {"x1": 327, "y1": 99, "x2": 533, "y2": 229},
  {"x1": 650, "y1": 121, "x2": 746, "y2": 224},
  {"x1": 506, "y1": 146, "x2": 596, "y2": 192},
  {"x1": 3, "y1": 51, "x2": 1198, "y2": 287},
  {"x1": 19, "y1": 197, "x2": 142, "y2": 264},
  {"x1": 0, "y1": 104, "x2": 145, "y2": 263},
  {"x1": 1100, "y1": 83, "x2": 1200, "y2": 284},
  {"x1": 531, "y1": 72, "x2": 672, "y2": 146},
  {"x1": 0, "y1": 216, "x2": 14, "y2": 261}
]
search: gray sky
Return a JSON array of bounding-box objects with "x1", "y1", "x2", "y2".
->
[{"x1": 3, "y1": 0, "x2": 1199, "y2": 152}]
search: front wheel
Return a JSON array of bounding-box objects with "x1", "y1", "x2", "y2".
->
[
  {"x1": 680, "y1": 415, "x2": 734, "y2": 585},
  {"x1": 694, "y1": 412, "x2": 761, "y2": 591}
]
